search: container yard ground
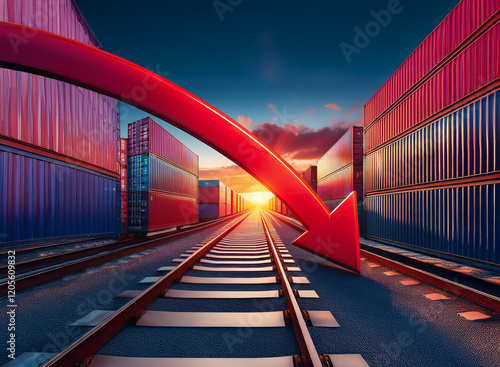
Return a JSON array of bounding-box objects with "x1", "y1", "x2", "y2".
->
[
  {"x1": 0, "y1": 221, "x2": 231, "y2": 366},
  {"x1": 269, "y1": 216, "x2": 500, "y2": 367}
]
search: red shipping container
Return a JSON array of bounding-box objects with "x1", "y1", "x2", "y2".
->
[
  {"x1": 127, "y1": 117, "x2": 198, "y2": 176},
  {"x1": 147, "y1": 193, "x2": 198, "y2": 231},
  {"x1": 120, "y1": 166, "x2": 128, "y2": 192},
  {"x1": 0, "y1": 1, "x2": 121, "y2": 176},
  {"x1": 120, "y1": 192, "x2": 128, "y2": 228},
  {"x1": 364, "y1": 18, "x2": 500, "y2": 153},
  {"x1": 364, "y1": 0, "x2": 500, "y2": 127},
  {"x1": 318, "y1": 164, "x2": 363, "y2": 201},
  {"x1": 198, "y1": 180, "x2": 227, "y2": 204},
  {"x1": 318, "y1": 127, "x2": 363, "y2": 180},
  {"x1": 120, "y1": 138, "x2": 128, "y2": 166}
]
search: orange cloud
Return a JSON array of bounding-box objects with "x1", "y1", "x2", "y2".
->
[
  {"x1": 267, "y1": 103, "x2": 276, "y2": 110},
  {"x1": 237, "y1": 115, "x2": 252, "y2": 130},
  {"x1": 306, "y1": 108, "x2": 314, "y2": 117},
  {"x1": 324, "y1": 103, "x2": 341, "y2": 111}
]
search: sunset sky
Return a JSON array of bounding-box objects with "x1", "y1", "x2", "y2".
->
[{"x1": 76, "y1": 0, "x2": 459, "y2": 202}]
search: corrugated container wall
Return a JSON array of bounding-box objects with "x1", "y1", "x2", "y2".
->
[
  {"x1": 128, "y1": 117, "x2": 198, "y2": 175},
  {"x1": 128, "y1": 155, "x2": 197, "y2": 197},
  {"x1": 198, "y1": 180, "x2": 228, "y2": 220},
  {"x1": 0, "y1": 0, "x2": 122, "y2": 245},
  {"x1": 120, "y1": 138, "x2": 128, "y2": 232},
  {"x1": 317, "y1": 126, "x2": 363, "y2": 233},
  {"x1": 127, "y1": 118, "x2": 199, "y2": 233},
  {"x1": 317, "y1": 126, "x2": 363, "y2": 202},
  {"x1": 363, "y1": 0, "x2": 500, "y2": 264},
  {"x1": 363, "y1": 0, "x2": 500, "y2": 128},
  {"x1": 0, "y1": 145, "x2": 121, "y2": 244},
  {"x1": 128, "y1": 192, "x2": 198, "y2": 232},
  {"x1": 364, "y1": 16, "x2": 500, "y2": 153},
  {"x1": 0, "y1": 0, "x2": 120, "y2": 176}
]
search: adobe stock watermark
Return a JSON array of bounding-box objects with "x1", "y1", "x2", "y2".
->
[
  {"x1": 339, "y1": 0, "x2": 408, "y2": 64},
  {"x1": 213, "y1": 0, "x2": 243, "y2": 22}
]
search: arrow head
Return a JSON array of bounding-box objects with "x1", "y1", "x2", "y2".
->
[{"x1": 292, "y1": 192, "x2": 360, "y2": 273}]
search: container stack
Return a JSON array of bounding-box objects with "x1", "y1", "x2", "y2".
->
[
  {"x1": 268, "y1": 196, "x2": 293, "y2": 217},
  {"x1": 127, "y1": 117, "x2": 199, "y2": 234},
  {"x1": 120, "y1": 138, "x2": 128, "y2": 234},
  {"x1": 199, "y1": 180, "x2": 227, "y2": 220},
  {"x1": 302, "y1": 166, "x2": 318, "y2": 193},
  {"x1": 225, "y1": 186, "x2": 232, "y2": 215},
  {"x1": 317, "y1": 126, "x2": 363, "y2": 229},
  {"x1": 198, "y1": 180, "x2": 247, "y2": 220},
  {"x1": 0, "y1": 0, "x2": 122, "y2": 245},
  {"x1": 363, "y1": 0, "x2": 500, "y2": 263}
]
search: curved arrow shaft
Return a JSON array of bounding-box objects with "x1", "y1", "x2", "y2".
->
[{"x1": 0, "y1": 22, "x2": 359, "y2": 272}]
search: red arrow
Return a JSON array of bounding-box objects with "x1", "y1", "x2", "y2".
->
[{"x1": 0, "y1": 22, "x2": 360, "y2": 272}]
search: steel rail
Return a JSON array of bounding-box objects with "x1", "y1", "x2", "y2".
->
[
  {"x1": 260, "y1": 210, "x2": 323, "y2": 367},
  {"x1": 268, "y1": 210, "x2": 500, "y2": 313},
  {"x1": 0, "y1": 212, "x2": 248, "y2": 295},
  {"x1": 43, "y1": 211, "x2": 252, "y2": 367}
]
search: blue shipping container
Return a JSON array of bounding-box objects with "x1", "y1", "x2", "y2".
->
[
  {"x1": 364, "y1": 183, "x2": 499, "y2": 264},
  {"x1": 199, "y1": 203, "x2": 220, "y2": 220},
  {"x1": 128, "y1": 154, "x2": 198, "y2": 197},
  {"x1": 0, "y1": 144, "x2": 121, "y2": 245}
]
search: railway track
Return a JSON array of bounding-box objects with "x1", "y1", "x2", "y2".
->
[
  {"x1": 0, "y1": 213, "x2": 247, "y2": 296},
  {"x1": 19, "y1": 209, "x2": 366, "y2": 367},
  {"x1": 271, "y1": 211, "x2": 500, "y2": 313}
]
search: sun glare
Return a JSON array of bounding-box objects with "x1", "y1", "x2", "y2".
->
[{"x1": 242, "y1": 191, "x2": 274, "y2": 207}]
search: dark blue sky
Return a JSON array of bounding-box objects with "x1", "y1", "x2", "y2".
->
[{"x1": 75, "y1": 0, "x2": 459, "y2": 171}]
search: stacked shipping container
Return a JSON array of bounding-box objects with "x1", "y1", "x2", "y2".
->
[
  {"x1": 0, "y1": 0, "x2": 122, "y2": 245},
  {"x1": 127, "y1": 117, "x2": 199, "y2": 233},
  {"x1": 363, "y1": 0, "x2": 500, "y2": 264},
  {"x1": 120, "y1": 138, "x2": 128, "y2": 233},
  {"x1": 198, "y1": 180, "x2": 248, "y2": 220},
  {"x1": 317, "y1": 127, "x2": 364, "y2": 232}
]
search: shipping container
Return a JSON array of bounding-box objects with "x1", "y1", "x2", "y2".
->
[
  {"x1": 120, "y1": 192, "x2": 128, "y2": 231},
  {"x1": 364, "y1": 22, "x2": 500, "y2": 153},
  {"x1": 128, "y1": 117, "x2": 198, "y2": 176},
  {"x1": 302, "y1": 165, "x2": 318, "y2": 193},
  {"x1": 317, "y1": 127, "x2": 363, "y2": 180},
  {"x1": 127, "y1": 117, "x2": 199, "y2": 234},
  {"x1": 363, "y1": 1, "x2": 500, "y2": 264},
  {"x1": 199, "y1": 180, "x2": 227, "y2": 204},
  {"x1": 128, "y1": 154, "x2": 198, "y2": 197},
  {"x1": 199, "y1": 203, "x2": 220, "y2": 220},
  {"x1": 226, "y1": 186, "x2": 232, "y2": 215},
  {"x1": 317, "y1": 164, "x2": 363, "y2": 202},
  {"x1": 198, "y1": 180, "x2": 231, "y2": 220},
  {"x1": 0, "y1": 144, "x2": 121, "y2": 245},
  {"x1": 364, "y1": 183, "x2": 499, "y2": 264},
  {"x1": 120, "y1": 138, "x2": 128, "y2": 233},
  {"x1": 0, "y1": 0, "x2": 121, "y2": 176},
  {"x1": 231, "y1": 191, "x2": 237, "y2": 214},
  {"x1": 365, "y1": 89, "x2": 500, "y2": 193},
  {"x1": 120, "y1": 138, "x2": 128, "y2": 166},
  {"x1": 364, "y1": 0, "x2": 500, "y2": 127},
  {"x1": 128, "y1": 192, "x2": 198, "y2": 233},
  {"x1": 317, "y1": 127, "x2": 363, "y2": 202}
]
